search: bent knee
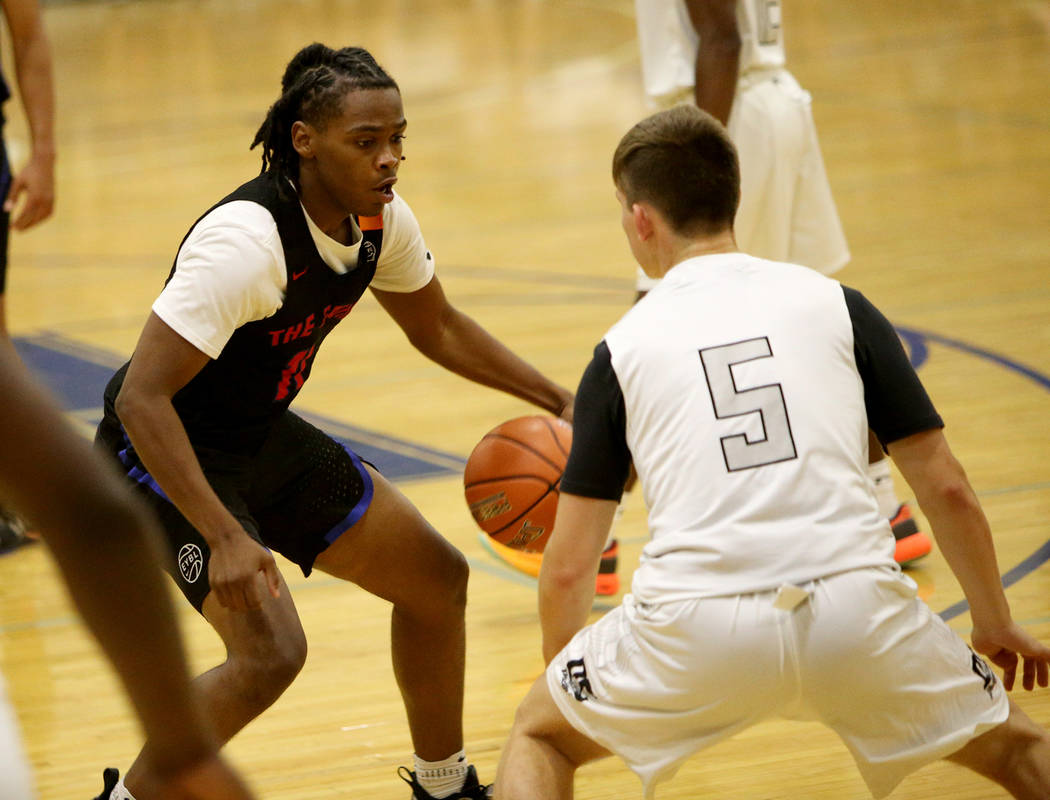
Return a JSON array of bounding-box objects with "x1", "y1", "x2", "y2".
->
[
  {"x1": 951, "y1": 705, "x2": 1050, "y2": 795},
  {"x1": 411, "y1": 534, "x2": 470, "y2": 609},
  {"x1": 227, "y1": 620, "x2": 308, "y2": 691}
]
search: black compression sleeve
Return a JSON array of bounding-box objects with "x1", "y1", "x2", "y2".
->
[
  {"x1": 560, "y1": 341, "x2": 632, "y2": 500},
  {"x1": 843, "y1": 286, "x2": 943, "y2": 449}
]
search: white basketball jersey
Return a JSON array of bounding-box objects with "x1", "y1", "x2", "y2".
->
[
  {"x1": 604, "y1": 253, "x2": 895, "y2": 602},
  {"x1": 636, "y1": 0, "x2": 787, "y2": 105}
]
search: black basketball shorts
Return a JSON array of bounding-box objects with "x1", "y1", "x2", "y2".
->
[{"x1": 96, "y1": 411, "x2": 374, "y2": 611}]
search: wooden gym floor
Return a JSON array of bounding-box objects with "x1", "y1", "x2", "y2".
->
[{"x1": 1, "y1": 0, "x2": 1048, "y2": 797}]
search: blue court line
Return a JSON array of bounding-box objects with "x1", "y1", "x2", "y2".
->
[
  {"x1": 12, "y1": 332, "x2": 466, "y2": 483},
  {"x1": 938, "y1": 539, "x2": 1050, "y2": 622},
  {"x1": 9, "y1": 326, "x2": 1050, "y2": 623}
]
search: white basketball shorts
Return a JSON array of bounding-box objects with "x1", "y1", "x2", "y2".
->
[
  {"x1": 636, "y1": 68, "x2": 849, "y2": 291},
  {"x1": 546, "y1": 566, "x2": 1008, "y2": 798}
]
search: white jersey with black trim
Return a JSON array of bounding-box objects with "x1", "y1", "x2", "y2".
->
[
  {"x1": 636, "y1": 0, "x2": 787, "y2": 106},
  {"x1": 604, "y1": 253, "x2": 895, "y2": 603}
]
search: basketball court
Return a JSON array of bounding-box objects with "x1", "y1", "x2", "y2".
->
[{"x1": 0, "y1": 1, "x2": 1048, "y2": 797}]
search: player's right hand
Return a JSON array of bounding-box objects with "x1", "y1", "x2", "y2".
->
[
  {"x1": 157, "y1": 754, "x2": 256, "y2": 800},
  {"x1": 971, "y1": 621, "x2": 1050, "y2": 692},
  {"x1": 208, "y1": 534, "x2": 282, "y2": 611}
]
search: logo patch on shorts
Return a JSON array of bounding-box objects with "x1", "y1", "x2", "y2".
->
[
  {"x1": 969, "y1": 648, "x2": 998, "y2": 698},
  {"x1": 178, "y1": 543, "x2": 204, "y2": 584},
  {"x1": 559, "y1": 657, "x2": 595, "y2": 702}
]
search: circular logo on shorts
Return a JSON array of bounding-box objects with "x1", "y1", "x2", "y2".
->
[{"x1": 178, "y1": 543, "x2": 204, "y2": 584}]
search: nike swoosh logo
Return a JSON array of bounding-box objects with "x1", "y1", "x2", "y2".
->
[{"x1": 292, "y1": 268, "x2": 308, "y2": 281}]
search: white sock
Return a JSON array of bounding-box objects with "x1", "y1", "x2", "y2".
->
[
  {"x1": 413, "y1": 750, "x2": 468, "y2": 798},
  {"x1": 111, "y1": 776, "x2": 137, "y2": 800},
  {"x1": 868, "y1": 458, "x2": 899, "y2": 519}
]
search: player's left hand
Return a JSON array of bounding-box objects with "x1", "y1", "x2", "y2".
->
[
  {"x1": 971, "y1": 621, "x2": 1050, "y2": 691},
  {"x1": 4, "y1": 152, "x2": 55, "y2": 230}
]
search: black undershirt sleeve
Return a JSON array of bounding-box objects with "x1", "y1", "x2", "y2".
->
[
  {"x1": 843, "y1": 285, "x2": 944, "y2": 450},
  {"x1": 560, "y1": 340, "x2": 632, "y2": 501}
]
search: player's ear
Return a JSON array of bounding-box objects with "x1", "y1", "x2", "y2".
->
[
  {"x1": 291, "y1": 120, "x2": 314, "y2": 159},
  {"x1": 632, "y1": 203, "x2": 655, "y2": 241}
]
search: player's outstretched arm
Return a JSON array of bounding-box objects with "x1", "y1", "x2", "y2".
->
[
  {"x1": 0, "y1": 347, "x2": 256, "y2": 795},
  {"x1": 372, "y1": 276, "x2": 574, "y2": 421},
  {"x1": 888, "y1": 428, "x2": 1050, "y2": 690}
]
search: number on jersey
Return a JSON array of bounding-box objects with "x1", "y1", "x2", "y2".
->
[{"x1": 699, "y1": 336, "x2": 797, "y2": 472}]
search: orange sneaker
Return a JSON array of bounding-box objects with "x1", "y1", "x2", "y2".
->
[
  {"x1": 479, "y1": 534, "x2": 620, "y2": 595},
  {"x1": 890, "y1": 503, "x2": 932, "y2": 566},
  {"x1": 595, "y1": 539, "x2": 620, "y2": 596}
]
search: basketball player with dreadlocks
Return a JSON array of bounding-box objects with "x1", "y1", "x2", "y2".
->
[{"x1": 92, "y1": 43, "x2": 573, "y2": 800}]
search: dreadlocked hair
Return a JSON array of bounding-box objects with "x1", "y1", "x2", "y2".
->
[{"x1": 250, "y1": 43, "x2": 399, "y2": 185}]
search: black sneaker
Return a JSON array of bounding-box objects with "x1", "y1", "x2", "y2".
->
[
  {"x1": 397, "y1": 764, "x2": 493, "y2": 799},
  {"x1": 0, "y1": 508, "x2": 32, "y2": 555},
  {"x1": 92, "y1": 768, "x2": 121, "y2": 800}
]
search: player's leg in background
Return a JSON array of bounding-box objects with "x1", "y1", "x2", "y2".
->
[{"x1": 0, "y1": 152, "x2": 35, "y2": 556}]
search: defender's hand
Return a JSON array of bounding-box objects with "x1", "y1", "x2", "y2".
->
[{"x1": 971, "y1": 622, "x2": 1050, "y2": 691}]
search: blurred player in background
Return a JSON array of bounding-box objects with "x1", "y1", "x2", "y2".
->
[
  {"x1": 0, "y1": 0, "x2": 57, "y2": 553},
  {"x1": 0, "y1": 339, "x2": 254, "y2": 800}
]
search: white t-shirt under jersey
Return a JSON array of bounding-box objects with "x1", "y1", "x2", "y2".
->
[{"x1": 153, "y1": 191, "x2": 434, "y2": 359}]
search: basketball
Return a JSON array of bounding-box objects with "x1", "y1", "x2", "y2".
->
[{"x1": 464, "y1": 415, "x2": 572, "y2": 552}]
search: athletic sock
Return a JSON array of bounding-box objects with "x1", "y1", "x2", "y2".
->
[
  {"x1": 867, "y1": 458, "x2": 899, "y2": 520},
  {"x1": 111, "y1": 776, "x2": 137, "y2": 800},
  {"x1": 413, "y1": 750, "x2": 469, "y2": 799}
]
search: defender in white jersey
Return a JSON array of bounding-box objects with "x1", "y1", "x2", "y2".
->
[
  {"x1": 493, "y1": 107, "x2": 1050, "y2": 800},
  {"x1": 634, "y1": 0, "x2": 929, "y2": 569},
  {"x1": 483, "y1": 0, "x2": 920, "y2": 593}
]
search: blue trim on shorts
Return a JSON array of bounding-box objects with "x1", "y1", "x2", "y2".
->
[
  {"x1": 323, "y1": 447, "x2": 374, "y2": 543},
  {"x1": 117, "y1": 434, "x2": 171, "y2": 502}
]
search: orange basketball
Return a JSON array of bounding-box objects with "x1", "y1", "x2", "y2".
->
[{"x1": 464, "y1": 415, "x2": 572, "y2": 552}]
